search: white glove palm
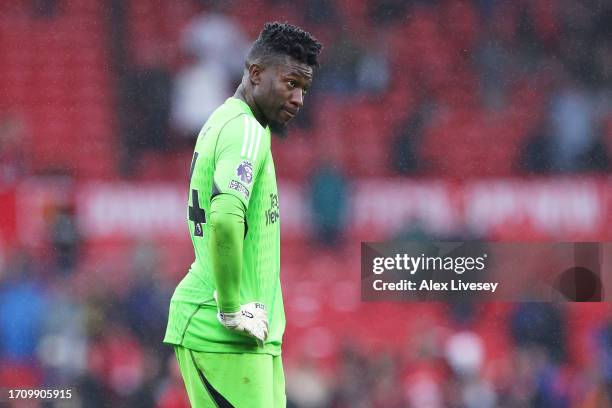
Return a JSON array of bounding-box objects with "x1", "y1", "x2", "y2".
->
[{"x1": 214, "y1": 292, "x2": 269, "y2": 347}]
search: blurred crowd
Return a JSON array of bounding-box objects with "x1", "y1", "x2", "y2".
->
[
  {"x1": 2, "y1": 238, "x2": 612, "y2": 407},
  {"x1": 116, "y1": 0, "x2": 612, "y2": 179},
  {"x1": 4, "y1": 0, "x2": 609, "y2": 181},
  {"x1": 287, "y1": 304, "x2": 612, "y2": 408},
  {"x1": 2, "y1": 0, "x2": 612, "y2": 407},
  {"x1": 107, "y1": 0, "x2": 612, "y2": 248}
]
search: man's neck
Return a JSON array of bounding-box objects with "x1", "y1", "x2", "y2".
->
[{"x1": 234, "y1": 85, "x2": 267, "y2": 128}]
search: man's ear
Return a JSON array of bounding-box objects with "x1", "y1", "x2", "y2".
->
[{"x1": 248, "y1": 63, "x2": 264, "y2": 86}]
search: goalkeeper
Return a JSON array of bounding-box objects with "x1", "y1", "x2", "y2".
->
[{"x1": 163, "y1": 22, "x2": 322, "y2": 407}]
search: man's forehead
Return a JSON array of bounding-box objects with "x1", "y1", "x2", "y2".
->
[{"x1": 276, "y1": 57, "x2": 313, "y2": 79}]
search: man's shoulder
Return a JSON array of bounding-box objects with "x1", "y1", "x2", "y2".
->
[
  {"x1": 208, "y1": 98, "x2": 249, "y2": 129},
  {"x1": 211, "y1": 106, "x2": 267, "y2": 150}
]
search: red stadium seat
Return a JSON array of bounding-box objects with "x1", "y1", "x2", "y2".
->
[{"x1": 0, "y1": 3, "x2": 115, "y2": 178}]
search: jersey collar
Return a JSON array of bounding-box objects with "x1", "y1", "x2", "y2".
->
[{"x1": 227, "y1": 97, "x2": 269, "y2": 131}]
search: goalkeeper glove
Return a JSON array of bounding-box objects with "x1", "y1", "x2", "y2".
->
[{"x1": 214, "y1": 292, "x2": 269, "y2": 347}]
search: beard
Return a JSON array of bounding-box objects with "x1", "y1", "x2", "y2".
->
[{"x1": 268, "y1": 119, "x2": 289, "y2": 139}]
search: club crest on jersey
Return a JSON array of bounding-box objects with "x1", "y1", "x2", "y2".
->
[{"x1": 236, "y1": 160, "x2": 254, "y2": 184}]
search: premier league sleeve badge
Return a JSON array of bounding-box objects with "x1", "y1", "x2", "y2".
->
[{"x1": 236, "y1": 160, "x2": 254, "y2": 184}]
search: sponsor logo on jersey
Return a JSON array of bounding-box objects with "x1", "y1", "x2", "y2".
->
[
  {"x1": 265, "y1": 193, "x2": 280, "y2": 226},
  {"x1": 228, "y1": 180, "x2": 250, "y2": 199},
  {"x1": 236, "y1": 160, "x2": 254, "y2": 184}
]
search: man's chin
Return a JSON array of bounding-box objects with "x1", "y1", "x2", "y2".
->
[{"x1": 269, "y1": 120, "x2": 289, "y2": 139}]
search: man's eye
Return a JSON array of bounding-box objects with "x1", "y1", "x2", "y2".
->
[{"x1": 288, "y1": 80, "x2": 296, "y2": 88}]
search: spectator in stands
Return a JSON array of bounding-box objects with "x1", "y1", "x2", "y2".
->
[
  {"x1": 0, "y1": 113, "x2": 27, "y2": 186},
  {"x1": 38, "y1": 278, "x2": 87, "y2": 380},
  {"x1": 592, "y1": 9, "x2": 612, "y2": 90},
  {"x1": 308, "y1": 160, "x2": 348, "y2": 247},
  {"x1": 549, "y1": 82, "x2": 610, "y2": 172},
  {"x1": 180, "y1": 3, "x2": 248, "y2": 81},
  {"x1": 580, "y1": 128, "x2": 610, "y2": 171},
  {"x1": 498, "y1": 346, "x2": 571, "y2": 407},
  {"x1": 120, "y1": 346, "x2": 162, "y2": 408},
  {"x1": 329, "y1": 345, "x2": 373, "y2": 407},
  {"x1": 355, "y1": 34, "x2": 390, "y2": 95},
  {"x1": 391, "y1": 101, "x2": 435, "y2": 174},
  {"x1": 520, "y1": 118, "x2": 554, "y2": 174},
  {"x1": 514, "y1": 2, "x2": 549, "y2": 65},
  {"x1": 95, "y1": 321, "x2": 146, "y2": 402},
  {"x1": 0, "y1": 249, "x2": 47, "y2": 363},
  {"x1": 311, "y1": 30, "x2": 391, "y2": 146},
  {"x1": 49, "y1": 203, "x2": 81, "y2": 276},
  {"x1": 474, "y1": 23, "x2": 514, "y2": 111},
  {"x1": 285, "y1": 358, "x2": 331, "y2": 408},
  {"x1": 156, "y1": 354, "x2": 191, "y2": 408},
  {"x1": 582, "y1": 320, "x2": 612, "y2": 407},
  {"x1": 74, "y1": 342, "x2": 113, "y2": 408},
  {"x1": 171, "y1": 3, "x2": 249, "y2": 141},
  {"x1": 121, "y1": 44, "x2": 172, "y2": 175},
  {"x1": 557, "y1": 0, "x2": 599, "y2": 86},
  {"x1": 369, "y1": 351, "x2": 404, "y2": 407},
  {"x1": 302, "y1": 0, "x2": 340, "y2": 26},
  {"x1": 510, "y1": 303, "x2": 566, "y2": 363},
  {"x1": 170, "y1": 53, "x2": 232, "y2": 138},
  {"x1": 368, "y1": 0, "x2": 409, "y2": 26},
  {"x1": 121, "y1": 242, "x2": 171, "y2": 349},
  {"x1": 315, "y1": 30, "x2": 361, "y2": 95},
  {"x1": 445, "y1": 331, "x2": 497, "y2": 408}
]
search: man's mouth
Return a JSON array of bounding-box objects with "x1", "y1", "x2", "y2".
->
[{"x1": 282, "y1": 108, "x2": 297, "y2": 119}]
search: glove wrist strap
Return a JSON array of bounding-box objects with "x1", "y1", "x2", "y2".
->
[{"x1": 218, "y1": 311, "x2": 241, "y2": 327}]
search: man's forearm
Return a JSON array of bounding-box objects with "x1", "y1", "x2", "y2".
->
[{"x1": 209, "y1": 194, "x2": 245, "y2": 313}]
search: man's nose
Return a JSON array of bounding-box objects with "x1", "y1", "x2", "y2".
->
[{"x1": 289, "y1": 89, "x2": 304, "y2": 108}]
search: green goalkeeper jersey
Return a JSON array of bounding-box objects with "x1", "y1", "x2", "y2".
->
[{"x1": 164, "y1": 97, "x2": 284, "y2": 355}]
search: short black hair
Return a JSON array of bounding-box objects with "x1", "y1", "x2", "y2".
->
[{"x1": 247, "y1": 22, "x2": 322, "y2": 68}]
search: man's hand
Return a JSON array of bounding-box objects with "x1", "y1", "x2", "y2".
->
[{"x1": 214, "y1": 292, "x2": 269, "y2": 347}]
